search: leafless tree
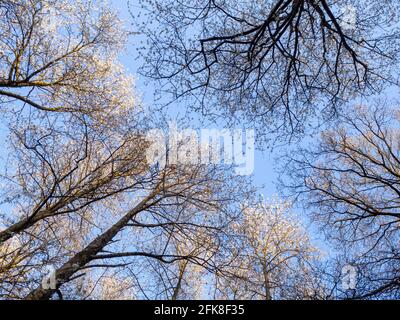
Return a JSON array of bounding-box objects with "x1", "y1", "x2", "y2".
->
[
  {"x1": 21, "y1": 159, "x2": 254, "y2": 300},
  {"x1": 3, "y1": 0, "x2": 384, "y2": 301},
  {"x1": 135, "y1": 0, "x2": 400, "y2": 142},
  {"x1": 212, "y1": 198, "x2": 324, "y2": 300},
  {"x1": 130, "y1": 228, "x2": 218, "y2": 300},
  {"x1": 0, "y1": 0, "x2": 147, "y2": 245},
  {"x1": 0, "y1": 0, "x2": 132, "y2": 118},
  {"x1": 281, "y1": 101, "x2": 400, "y2": 299}
]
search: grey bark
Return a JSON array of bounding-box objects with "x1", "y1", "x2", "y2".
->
[{"x1": 25, "y1": 189, "x2": 160, "y2": 300}]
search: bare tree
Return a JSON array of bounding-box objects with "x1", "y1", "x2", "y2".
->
[
  {"x1": 135, "y1": 0, "x2": 400, "y2": 142},
  {"x1": 21, "y1": 159, "x2": 253, "y2": 300},
  {"x1": 2, "y1": 0, "x2": 369, "y2": 301},
  {"x1": 0, "y1": 0, "x2": 132, "y2": 119},
  {"x1": 0, "y1": 116, "x2": 154, "y2": 296},
  {"x1": 0, "y1": 0, "x2": 150, "y2": 246},
  {"x1": 281, "y1": 102, "x2": 400, "y2": 299},
  {"x1": 0, "y1": 118, "x2": 150, "y2": 244},
  {"x1": 213, "y1": 198, "x2": 323, "y2": 300},
  {"x1": 129, "y1": 228, "x2": 217, "y2": 300}
]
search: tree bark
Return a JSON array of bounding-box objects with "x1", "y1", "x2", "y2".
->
[
  {"x1": 262, "y1": 262, "x2": 272, "y2": 300},
  {"x1": 171, "y1": 260, "x2": 188, "y2": 300},
  {"x1": 25, "y1": 189, "x2": 160, "y2": 300},
  {"x1": 0, "y1": 210, "x2": 52, "y2": 244}
]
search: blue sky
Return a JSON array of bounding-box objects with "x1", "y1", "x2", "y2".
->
[
  {"x1": 0, "y1": 0, "x2": 324, "y2": 248},
  {"x1": 113, "y1": 0, "x2": 279, "y2": 198},
  {"x1": 109, "y1": 0, "x2": 335, "y2": 253}
]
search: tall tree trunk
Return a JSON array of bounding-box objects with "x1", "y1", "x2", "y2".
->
[
  {"x1": 262, "y1": 262, "x2": 272, "y2": 300},
  {"x1": 25, "y1": 190, "x2": 160, "y2": 300},
  {"x1": 0, "y1": 215, "x2": 40, "y2": 244},
  {"x1": 171, "y1": 260, "x2": 188, "y2": 300},
  {"x1": 0, "y1": 208, "x2": 56, "y2": 244}
]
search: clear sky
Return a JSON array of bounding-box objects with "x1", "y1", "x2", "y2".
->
[
  {"x1": 113, "y1": 0, "x2": 279, "y2": 197},
  {"x1": 0, "y1": 0, "x2": 322, "y2": 247},
  {"x1": 0, "y1": 2, "x2": 278, "y2": 224},
  {"x1": 109, "y1": 0, "x2": 335, "y2": 252}
]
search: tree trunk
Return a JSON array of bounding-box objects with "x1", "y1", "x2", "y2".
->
[
  {"x1": 171, "y1": 260, "x2": 188, "y2": 300},
  {"x1": 0, "y1": 210, "x2": 51, "y2": 244},
  {"x1": 262, "y1": 263, "x2": 272, "y2": 300},
  {"x1": 25, "y1": 190, "x2": 160, "y2": 300}
]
